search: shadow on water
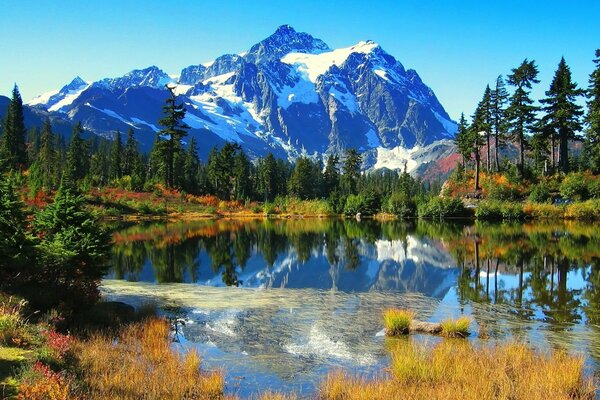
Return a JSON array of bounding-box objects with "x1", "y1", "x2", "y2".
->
[{"x1": 103, "y1": 219, "x2": 600, "y2": 397}]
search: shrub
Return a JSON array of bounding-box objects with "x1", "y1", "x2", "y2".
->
[
  {"x1": 475, "y1": 200, "x2": 525, "y2": 221},
  {"x1": 344, "y1": 192, "x2": 381, "y2": 216},
  {"x1": 528, "y1": 182, "x2": 551, "y2": 203},
  {"x1": 440, "y1": 317, "x2": 471, "y2": 338},
  {"x1": 486, "y1": 182, "x2": 521, "y2": 201},
  {"x1": 523, "y1": 202, "x2": 564, "y2": 219},
  {"x1": 589, "y1": 177, "x2": 600, "y2": 199},
  {"x1": 564, "y1": 199, "x2": 600, "y2": 220},
  {"x1": 560, "y1": 173, "x2": 589, "y2": 201},
  {"x1": 17, "y1": 362, "x2": 71, "y2": 400},
  {"x1": 418, "y1": 197, "x2": 467, "y2": 219},
  {"x1": 385, "y1": 193, "x2": 417, "y2": 219},
  {"x1": 383, "y1": 309, "x2": 414, "y2": 336}
]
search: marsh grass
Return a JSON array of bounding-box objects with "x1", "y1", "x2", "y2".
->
[
  {"x1": 74, "y1": 317, "x2": 224, "y2": 399},
  {"x1": 440, "y1": 316, "x2": 471, "y2": 338},
  {"x1": 383, "y1": 309, "x2": 415, "y2": 336},
  {"x1": 321, "y1": 341, "x2": 596, "y2": 400}
]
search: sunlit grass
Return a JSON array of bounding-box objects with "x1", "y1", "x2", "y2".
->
[
  {"x1": 321, "y1": 341, "x2": 596, "y2": 400},
  {"x1": 74, "y1": 317, "x2": 224, "y2": 399},
  {"x1": 383, "y1": 309, "x2": 414, "y2": 336},
  {"x1": 440, "y1": 316, "x2": 471, "y2": 338}
]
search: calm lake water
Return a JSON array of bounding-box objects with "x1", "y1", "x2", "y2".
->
[{"x1": 102, "y1": 219, "x2": 600, "y2": 397}]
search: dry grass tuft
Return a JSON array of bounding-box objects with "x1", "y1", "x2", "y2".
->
[
  {"x1": 74, "y1": 317, "x2": 224, "y2": 399},
  {"x1": 440, "y1": 316, "x2": 471, "y2": 338},
  {"x1": 321, "y1": 341, "x2": 596, "y2": 400},
  {"x1": 383, "y1": 309, "x2": 414, "y2": 336}
]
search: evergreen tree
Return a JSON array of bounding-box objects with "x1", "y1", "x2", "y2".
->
[
  {"x1": 109, "y1": 131, "x2": 123, "y2": 181},
  {"x1": 507, "y1": 59, "x2": 540, "y2": 176},
  {"x1": 540, "y1": 57, "x2": 584, "y2": 173},
  {"x1": 0, "y1": 177, "x2": 33, "y2": 277},
  {"x1": 454, "y1": 113, "x2": 472, "y2": 167},
  {"x1": 157, "y1": 86, "x2": 189, "y2": 188},
  {"x1": 586, "y1": 49, "x2": 600, "y2": 173},
  {"x1": 233, "y1": 150, "x2": 251, "y2": 200},
  {"x1": 289, "y1": 156, "x2": 317, "y2": 199},
  {"x1": 183, "y1": 137, "x2": 200, "y2": 193},
  {"x1": 257, "y1": 153, "x2": 277, "y2": 201},
  {"x1": 65, "y1": 122, "x2": 90, "y2": 184},
  {"x1": 0, "y1": 85, "x2": 27, "y2": 169},
  {"x1": 323, "y1": 154, "x2": 340, "y2": 196},
  {"x1": 480, "y1": 85, "x2": 493, "y2": 171},
  {"x1": 470, "y1": 92, "x2": 489, "y2": 191},
  {"x1": 29, "y1": 119, "x2": 58, "y2": 192},
  {"x1": 122, "y1": 128, "x2": 139, "y2": 176},
  {"x1": 341, "y1": 148, "x2": 362, "y2": 195},
  {"x1": 491, "y1": 75, "x2": 509, "y2": 171}
]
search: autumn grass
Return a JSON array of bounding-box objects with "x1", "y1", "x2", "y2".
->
[
  {"x1": 73, "y1": 317, "x2": 224, "y2": 399},
  {"x1": 321, "y1": 340, "x2": 596, "y2": 400},
  {"x1": 383, "y1": 309, "x2": 414, "y2": 336},
  {"x1": 440, "y1": 316, "x2": 471, "y2": 338}
]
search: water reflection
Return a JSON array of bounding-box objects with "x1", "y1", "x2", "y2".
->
[{"x1": 104, "y1": 219, "x2": 600, "y2": 397}]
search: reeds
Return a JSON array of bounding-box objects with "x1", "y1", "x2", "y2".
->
[
  {"x1": 440, "y1": 316, "x2": 471, "y2": 338},
  {"x1": 321, "y1": 341, "x2": 596, "y2": 400},
  {"x1": 383, "y1": 309, "x2": 415, "y2": 336}
]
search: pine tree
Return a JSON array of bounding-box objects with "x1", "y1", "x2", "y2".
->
[
  {"x1": 491, "y1": 75, "x2": 509, "y2": 171},
  {"x1": 30, "y1": 119, "x2": 57, "y2": 192},
  {"x1": 233, "y1": 150, "x2": 251, "y2": 200},
  {"x1": 257, "y1": 153, "x2": 277, "y2": 201},
  {"x1": 586, "y1": 49, "x2": 600, "y2": 173},
  {"x1": 507, "y1": 59, "x2": 540, "y2": 176},
  {"x1": 540, "y1": 57, "x2": 584, "y2": 174},
  {"x1": 183, "y1": 137, "x2": 200, "y2": 193},
  {"x1": 109, "y1": 131, "x2": 123, "y2": 181},
  {"x1": 470, "y1": 92, "x2": 490, "y2": 191},
  {"x1": 454, "y1": 113, "x2": 471, "y2": 167},
  {"x1": 157, "y1": 86, "x2": 189, "y2": 188},
  {"x1": 341, "y1": 148, "x2": 362, "y2": 195},
  {"x1": 65, "y1": 122, "x2": 90, "y2": 184},
  {"x1": 0, "y1": 177, "x2": 32, "y2": 276},
  {"x1": 122, "y1": 128, "x2": 139, "y2": 176},
  {"x1": 479, "y1": 85, "x2": 493, "y2": 171},
  {"x1": 0, "y1": 85, "x2": 27, "y2": 169},
  {"x1": 289, "y1": 156, "x2": 317, "y2": 199},
  {"x1": 323, "y1": 154, "x2": 340, "y2": 195}
]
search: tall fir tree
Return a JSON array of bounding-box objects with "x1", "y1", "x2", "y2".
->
[
  {"x1": 341, "y1": 148, "x2": 362, "y2": 195},
  {"x1": 323, "y1": 154, "x2": 340, "y2": 196},
  {"x1": 109, "y1": 131, "x2": 123, "y2": 181},
  {"x1": 257, "y1": 153, "x2": 277, "y2": 201},
  {"x1": 157, "y1": 86, "x2": 189, "y2": 188},
  {"x1": 507, "y1": 59, "x2": 540, "y2": 176},
  {"x1": 470, "y1": 92, "x2": 490, "y2": 191},
  {"x1": 30, "y1": 119, "x2": 58, "y2": 192},
  {"x1": 0, "y1": 85, "x2": 27, "y2": 170},
  {"x1": 491, "y1": 75, "x2": 509, "y2": 171},
  {"x1": 454, "y1": 113, "x2": 471, "y2": 167},
  {"x1": 540, "y1": 57, "x2": 584, "y2": 174},
  {"x1": 183, "y1": 137, "x2": 200, "y2": 193},
  {"x1": 65, "y1": 122, "x2": 90, "y2": 184},
  {"x1": 586, "y1": 49, "x2": 600, "y2": 173},
  {"x1": 479, "y1": 85, "x2": 493, "y2": 171},
  {"x1": 122, "y1": 128, "x2": 139, "y2": 176}
]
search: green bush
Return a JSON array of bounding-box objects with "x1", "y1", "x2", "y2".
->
[
  {"x1": 588, "y1": 178, "x2": 600, "y2": 199},
  {"x1": 475, "y1": 200, "x2": 525, "y2": 221},
  {"x1": 418, "y1": 197, "x2": 467, "y2": 219},
  {"x1": 528, "y1": 182, "x2": 551, "y2": 203},
  {"x1": 385, "y1": 193, "x2": 417, "y2": 218},
  {"x1": 560, "y1": 173, "x2": 589, "y2": 201},
  {"x1": 343, "y1": 191, "x2": 381, "y2": 216},
  {"x1": 564, "y1": 199, "x2": 600, "y2": 220},
  {"x1": 486, "y1": 182, "x2": 521, "y2": 201}
]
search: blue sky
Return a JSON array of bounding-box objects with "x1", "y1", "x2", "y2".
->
[{"x1": 0, "y1": 0, "x2": 598, "y2": 120}]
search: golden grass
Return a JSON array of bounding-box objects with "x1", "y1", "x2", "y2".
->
[
  {"x1": 383, "y1": 309, "x2": 414, "y2": 336},
  {"x1": 440, "y1": 316, "x2": 471, "y2": 338},
  {"x1": 321, "y1": 341, "x2": 596, "y2": 400},
  {"x1": 73, "y1": 317, "x2": 224, "y2": 399}
]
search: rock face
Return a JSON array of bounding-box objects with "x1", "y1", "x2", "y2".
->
[{"x1": 25, "y1": 25, "x2": 457, "y2": 172}]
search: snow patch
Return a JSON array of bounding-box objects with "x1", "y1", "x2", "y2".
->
[
  {"x1": 48, "y1": 84, "x2": 90, "y2": 112},
  {"x1": 365, "y1": 129, "x2": 381, "y2": 147},
  {"x1": 28, "y1": 89, "x2": 59, "y2": 106},
  {"x1": 374, "y1": 145, "x2": 420, "y2": 172},
  {"x1": 432, "y1": 111, "x2": 458, "y2": 137}
]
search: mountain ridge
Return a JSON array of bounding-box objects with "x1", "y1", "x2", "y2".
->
[{"x1": 23, "y1": 25, "x2": 457, "y2": 174}]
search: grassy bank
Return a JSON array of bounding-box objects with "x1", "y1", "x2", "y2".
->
[{"x1": 1, "y1": 295, "x2": 595, "y2": 399}]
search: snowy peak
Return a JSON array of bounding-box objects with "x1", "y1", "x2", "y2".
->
[
  {"x1": 244, "y1": 25, "x2": 330, "y2": 64},
  {"x1": 61, "y1": 76, "x2": 88, "y2": 92},
  {"x1": 96, "y1": 66, "x2": 173, "y2": 90}
]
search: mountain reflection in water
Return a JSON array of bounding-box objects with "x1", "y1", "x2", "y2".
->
[{"x1": 103, "y1": 219, "x2": 600, "y2": 397}]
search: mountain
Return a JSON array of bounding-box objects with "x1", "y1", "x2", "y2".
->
[{"x1": 23, "y1": 25, "x2": 457, "y2": 172}]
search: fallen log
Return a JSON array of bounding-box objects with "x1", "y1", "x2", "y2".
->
[{"x1": 409, "y1": 321, "x2": 442, "y2": 334}]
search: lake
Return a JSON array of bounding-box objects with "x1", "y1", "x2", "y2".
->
[{"x1": 102, "y1": 218, "x2": 600, "y2": 397}]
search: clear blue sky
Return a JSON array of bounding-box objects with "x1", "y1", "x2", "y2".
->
[{"x1": 0, "y1": 0, "x2": 598, "y2": 120}]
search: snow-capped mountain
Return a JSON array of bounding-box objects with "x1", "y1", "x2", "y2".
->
[{"x1": 26, "y1": 25, "x2": 457, "y2": 172}]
